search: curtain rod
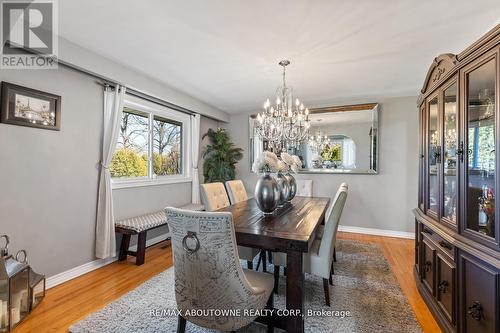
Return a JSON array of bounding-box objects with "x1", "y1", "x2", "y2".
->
[
  {"x1": 56, "y1": 59, "x2": 197, "y2": 117},
  {"x1": 16, "y1": 45, "x2": 223, "y2": 121}
]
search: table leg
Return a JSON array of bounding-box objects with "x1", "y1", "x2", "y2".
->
[{"x1": 286, "y1": 250, "x2": 304, "y2": 333}]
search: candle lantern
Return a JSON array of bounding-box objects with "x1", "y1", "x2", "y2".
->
[
  {"x1": 0, "y1": 235, "x2": 44, "y2": 332},
  {"x1": 29, "y1": 270, "x2": 45, "y2": 311},
  {"x1": 0, "y1": 254, "x2": 30, "y2": 331}
]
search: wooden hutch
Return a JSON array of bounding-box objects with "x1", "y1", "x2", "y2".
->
[{"x1": 415, "y1": 24, "x2": 500, "y2": 333}]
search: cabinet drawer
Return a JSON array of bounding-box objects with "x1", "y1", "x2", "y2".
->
[
  {"x1": 422, "y1": 236, "x2": 436, "y2": 295},
  {"x1": 459, "y1": 252, "x2": 499, "y2": 333},
  {"x1": 436, "y1": 252, "x2": 455, "y2": 325},
  {"x1": 422, "y1": 226, "x2": 454, "y2": 259}
]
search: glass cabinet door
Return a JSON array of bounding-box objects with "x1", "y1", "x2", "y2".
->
[
  {"x1": 465, "y1": 58, "x2": 496, "y2": 239},
  {"x1": 419, "y1": 106, "x2": 425, "y2": 211},
  {"x1": 442, "y1": 82, "x2": 458, "y2": 224},
  {"x1": 428, "y1": 96, "x2": 439, "y2": 217}
]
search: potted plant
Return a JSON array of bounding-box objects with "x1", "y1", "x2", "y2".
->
[{"x1": 202, "y1": 128, "x2": 243, "y2": 183}]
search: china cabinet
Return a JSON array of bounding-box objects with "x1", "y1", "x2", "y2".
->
[{"x1": 415, "y1": 24, "x2": 500, "y2": 333}]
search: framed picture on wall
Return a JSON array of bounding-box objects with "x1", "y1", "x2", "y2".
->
[{"x1": 1, "y1": 82, "x2": 61, "y2": 131}]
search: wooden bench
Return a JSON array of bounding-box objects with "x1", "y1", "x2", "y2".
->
[{"x1": 115, "y1": 204, "x2": 204, "y2": 265}]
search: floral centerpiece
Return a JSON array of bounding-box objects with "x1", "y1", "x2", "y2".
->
[{"x1": 252, "y1": 151, "x2": 278, "y2": 174}]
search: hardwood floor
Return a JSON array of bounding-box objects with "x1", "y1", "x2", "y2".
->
[{"x1": 12, "y1": 232, "x2": 441, "y2": 333}]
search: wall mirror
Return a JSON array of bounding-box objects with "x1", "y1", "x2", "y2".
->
[{"x1": 249, "y1": 103, "x2": 379, "y2": 174}]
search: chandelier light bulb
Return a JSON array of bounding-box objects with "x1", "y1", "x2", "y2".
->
[
  {"x1": 295, "y1": 98, "x2": 300, "y2": 106},
  {"x1": 305, "y1": 108, "x2": 309, "y2": 115},
  {"x1": 276, "y1": 97, "x2": 281, "y2": 105}
]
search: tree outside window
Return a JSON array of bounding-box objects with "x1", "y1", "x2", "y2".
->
[{"x1": 110, "y1": 108, "x2": 183, "y2": 179}]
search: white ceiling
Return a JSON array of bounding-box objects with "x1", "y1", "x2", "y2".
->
[{"x1": 59, "y1": 1, "x2": 500, "y2": 114}]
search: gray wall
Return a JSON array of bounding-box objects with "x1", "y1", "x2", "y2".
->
[
  {"x1": 225, "y1": 96, "x2": 418, "y2": 233},
  {"x1": 0, "y1": 66, "x2": 220, "y2": 277}
]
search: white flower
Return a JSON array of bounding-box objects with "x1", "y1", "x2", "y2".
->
[
  {"x1": 291, "y1": 164, "x2": 299, "y2": 174},
  {"x1": 281, "y1": 152, "x2": 295, "y2": 166},
  {"x1": 264, "y1": 156, "x2": 278, "y2": 172},
  {"x1": 276, "y1": 160, "x2": 289, "y2": 172},
  {"x1": 253, "y1": 151, "x2": 280, "y2": 174},
  {"x1": 292, "y1": 155, "x2": 301, "y2": 166},
  {"x1": 263, "y1": 150, "x2": 278, "y2": 162}
]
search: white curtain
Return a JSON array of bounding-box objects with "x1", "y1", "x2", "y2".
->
[
  {"x1": 342, "y1": 138, "x2": 356, "y2": 169},
  {"x1": 191, "y1": 114, "x2": 201, "y2": 204},
  {"x1": 95, "y1": 85, "x2": 126, "y2": 259}
]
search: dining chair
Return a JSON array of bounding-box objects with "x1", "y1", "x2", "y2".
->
[
  {"x1": 165, "y1": 207, "x2": 274, "y2": 333},
  {"x1": 272, "y1": 184, "x2": 348, "y2": 306},
  {"x1": 201, "y1": 182, "x2": 260, "y2": 270},
  {"x1": 225, "y1": 180, "x2": 249, "y2": 204},
  {"x1": 200, "y1": 182, "x2": 231, "y2": 211},
  {"x1": 316, "y1": 183, "x2": 348, "y2": 265},
  {"x1": 296, "y1": 179, "x2": 313, "y2": 197}
]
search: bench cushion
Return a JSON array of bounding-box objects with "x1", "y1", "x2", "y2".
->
[{"x1": 115, "y1": 211, "x2": 167, "y2": 233}]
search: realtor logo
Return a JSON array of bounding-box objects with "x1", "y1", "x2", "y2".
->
[{"x1": 1, "y1": 0, "x2": 58, "y2": 69}]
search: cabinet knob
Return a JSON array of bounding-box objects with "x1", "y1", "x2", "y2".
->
[
  {"x1": 424, "y1": 261, "x2": 432, "y2": 273},
  {"x1": 468, "y1": 301, "x2": 483, "y2": 321},
  {"x1": 422, "y1": 228, "x2": 433, "y2": 235},
  {"x1": 439, "y1": 240, "x2": 452, "y2": 251},
  {"x1": 438, "y1": 280, "x2": 448, "y2": 294}
]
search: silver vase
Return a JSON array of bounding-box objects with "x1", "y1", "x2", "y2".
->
[
  {"x1": 254, "y1": 172, "x2": 280, "y2": 213},
  {"x1": 275, "y1": 172, "x2": 290, "y2": 206},
  {"x1": 285, "y1": 173, "x2": 297, "y2": 201}
]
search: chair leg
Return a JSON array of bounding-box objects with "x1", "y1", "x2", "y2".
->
[
  {"x1": 118, "y1": 234, "x2": 131, "y2": 261},
  {"x1": 329, "y1": 262, "x2": 333, "y2": 286},
  {"x1": 177, "y1": 315, "x2": 186, "y2": 333},
  {"x1": 136, "y1": 231, "x2": 147, "y2": 266},
  {"x1": 273, "y1": 265, "x2": 280, "y2": 294},
  {"x1": 283, "y1": 267, "x2": 287, "y2": 276},
  {"x1": 323, "y1": 278, "x2": 331, "y2": 307},
  {"x1": 268, "y1": 250, "x2": 273, "y2": 264},
  {"x1": 266, "y1": 292, "x2": 274, "y2": 333},
  {"x1": 247, "y1": 260, "x2": 254, "y2": 270},
  {"x1": 333, "y1": 247, "x2": 337, "y2": 262},
  {"x1": 258, "y1": 250, "x2": 267, "y2": 272}
]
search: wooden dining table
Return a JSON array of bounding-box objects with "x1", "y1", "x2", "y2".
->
[{"x1": 217, "y1": 196, "x2": 330, "y2": 333}]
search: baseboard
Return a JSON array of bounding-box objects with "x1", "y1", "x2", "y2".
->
[
  {"x1": 46, "y1": 233, "x2": 170, "y2": 289},
  {"x1": 338, "y1": 225, "x2": 414, "y2": 239}
]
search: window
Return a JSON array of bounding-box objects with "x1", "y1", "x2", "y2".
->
[{"x1": 110, "y1": 96, "x2": 191, "y2": 188}]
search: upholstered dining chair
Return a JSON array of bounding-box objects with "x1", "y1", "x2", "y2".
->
[
  {"x1": 296, "y1": 179, "x2": 313, "y2": 197},
  {"x1": 165, "y1": 207, "x2": 274, "y2": 333},
  {"x1": 200, "y1": 182, "x2": 231, "y2": 211},
  {"x1": 225, "y1": 180, "x2": 249, "y2": 204},
  {"x1": 272, "y1": 184, "x2": 348, "y2": 306},
  {"x1": 316, "y1": 183, "x2": 349, "y2": 263},
  {"x1": 200, "y1": 182, "x2": 260, "y2": 269}
]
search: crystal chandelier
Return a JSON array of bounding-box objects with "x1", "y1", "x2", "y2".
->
[
  {"x1": 309, "y1": 129, "x2": 330, "y2": 152},
  {"x1": 256, "y1": 60, "x2": 310, "y2": 150}
]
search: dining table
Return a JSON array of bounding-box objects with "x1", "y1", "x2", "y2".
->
[{"x1": 217, "y1": 195, "x2": 331, "y2": 333}]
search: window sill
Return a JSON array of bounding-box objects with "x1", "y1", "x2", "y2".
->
[{"x1": 112, "y1": 177, "x2": 192, "y2": 190}]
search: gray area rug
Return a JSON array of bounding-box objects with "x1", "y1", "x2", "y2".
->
[{"x1": 69, "y1": 240, "x2": 422, "y2": 333}]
